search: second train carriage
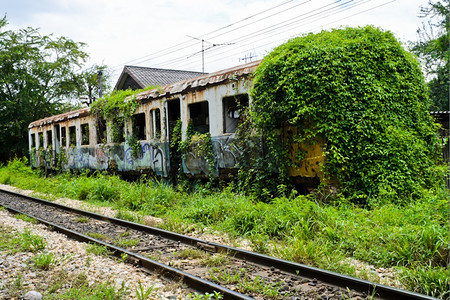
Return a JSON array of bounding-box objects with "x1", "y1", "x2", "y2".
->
[{"x1": 28, "y1": 60, "x2": 324, "y2": 184}]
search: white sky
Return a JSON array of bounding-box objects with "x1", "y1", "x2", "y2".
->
[{"x1": 1, "y1": 0, "x2": 430, "y2": 85}]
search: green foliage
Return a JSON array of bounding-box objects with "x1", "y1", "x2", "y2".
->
[
  {"x1": 135, "y1": 281, "x2": 157, "y2": 300},
  {"x1": 399, "y1": 264, "x2": 450, "y2": 299},
  {"x1": 411, "y1": 0, "x2": 449, "y2": 110},
  {"x1": 90, "y1": 86, "x2": 158, "y2": 145},
  {"x1": 250, "y1": 26, "x2": 445, "y2": 205},
  {"x1": 31, "y1": 252, "x2": 57, "y2": 270},
  {"x1": 0, "y1": 16, "x2": 89, "y2": 162},
  {"x1": 1, "y1": 161, "x2": 449, "y2": 298}
]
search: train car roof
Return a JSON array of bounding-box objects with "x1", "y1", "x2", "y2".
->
[
  {"x1": 28, "y1": 60, "x2": 261, "y2": 129},
  {"x1": 28, "y1": 107, "x2": 90, "y2": 129},
  {"x1": 136, "y1": 60, "x2": 261, "y2": 102}
]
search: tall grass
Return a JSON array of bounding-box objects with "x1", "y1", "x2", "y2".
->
[{"x1": 0, "y1": 158, "x2": 448, "y2": 298}]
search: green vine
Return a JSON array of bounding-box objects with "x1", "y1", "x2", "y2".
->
[
  {"x1": 90, "y1": 86, "x2": 158, "y2": 144},
  {"x1": 250, "y1": 26, "x2": 445, "y2": 206}
]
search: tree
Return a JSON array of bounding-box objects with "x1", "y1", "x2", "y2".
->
[
  {"x1": 251, "y1": 26, "x2": 445, "y2": 206},
  {"x1": 411, "y1": 0, "x2": 449, "y2": 111},
  {"x1": 0, "y1": 16, "x2": 90, "y2": 162},
  {"x1": 73, "y1": 64, "x2": 111, "y2": 106}
]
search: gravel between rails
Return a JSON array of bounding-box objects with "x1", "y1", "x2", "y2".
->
[{"x1": 0, "y1": 185, "x2": 190, "y2": 299}]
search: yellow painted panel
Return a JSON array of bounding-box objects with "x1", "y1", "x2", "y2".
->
[{"x1": 283, "y1": 125, "x2": 324, "y2": 179}]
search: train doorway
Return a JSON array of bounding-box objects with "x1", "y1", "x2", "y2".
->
[{"x1": 167, "y1": 98, "x2": 180, "y2": 142}]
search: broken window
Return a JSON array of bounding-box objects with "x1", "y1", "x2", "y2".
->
[
  {"x1": 61, "y1": 127, "x2": 67, "y2": 147},
  {"x1": 54, "y1": 124, "x2": 60, "y2": 148},
  {"x1": 96, "y1": 118, "x2": 106, "y2": 144},
  {"x1": 132, "y1": 113, "x2": 146, "y2": 140},
  {"x1": 111, "y1": 117, "x2": 125, "y2": 143},
  {"x1": 189, "y1": 101, "x2": 209, "y2": 134},
  {"x1": 69, "y1": 126, "x2": 76, "y2": 147},
  {"x1": 223, "y1": 94, "x2": 249, "y2": 133},
  {"x1": 150, "y1": 109, "x2": 161, "y2": 139},
  {"x1": 81, "y1": 123, "x2": 89, "y2": 146},
  {"x1": 46, "y1": 130, "x2": 52, "y2": 149},
  {"x1": 167, "y1": 99, "x2": 180, "y2": 141},
  {"x1": 30, "y1": 133, "x2": 36, "y2": 148},
  {"x1": 38, "y1": 132, "x2": 44, "y2": 149}
]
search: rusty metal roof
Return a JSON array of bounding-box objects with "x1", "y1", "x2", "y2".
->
[
  {"x1": 28, "y1": 61, "x2": 261, "y2": 128},
  {"x1": 136, "y1": 60, "x2": 261, "y2": 101},
  {"x1": 28, "y1": 107, "x2": 90, "y2": 129}
]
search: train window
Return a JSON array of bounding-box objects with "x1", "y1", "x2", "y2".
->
[
  {"x1": 167, "y1": 99, "x2": 181, "y2": 141},
  {"x1": 189, "y1": 101, "x2": 209, "y2": 134},
  {"x1": 61, "y1": 127, "x2": 67, "y2": 148},
  {"x1": 81, "y1": 123, "x2": 89, "y2": 146},
  {"x1": 69, "y1": 126, "x2": 76, "y2": 147},
  {"x1": 46, "y1": 130, "x2": 52, "y2": 149},
  {"x1": 132, "y1": 113, "x2": 146, "y2": 140},
  {"x1": 96, "y1": 118, "x2": 106, "y2": 144},
  {"x1": 54, "y1": 124, "x2": 60, "y2": 148},
  {"x1": 223, "y1": 95, "x2": 249, "y2": 133},
  {"x1": 111, "y1": 116, "x2": 125, "y2": 143},
  {"x1": 30, "y1": 133, "x2": 36, "y2": 148},
  {"x1": 38, "y1": 132, "x2": 44, "y2": 149},
  {"x1": 150, "y1": 108, "x2": 161, "y2": 139}
]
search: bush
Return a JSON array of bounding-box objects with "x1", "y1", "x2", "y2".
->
[{"x1": 250, "y1": 26, "x2": 445, "y2": 205}]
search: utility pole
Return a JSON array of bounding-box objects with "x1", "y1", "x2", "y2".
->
[
  {"x1": 188, "y1": 36, "x2": 234, "y2": 73},
  {"x1": 97, "y1": 70, "x2": 103, "y2": 99}
]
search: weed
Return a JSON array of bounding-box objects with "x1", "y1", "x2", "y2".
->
[
  {"x1": 135, "y1": 281, "x2": 157, "y2": 300},
  {"x1": 86, "y1": 232, "x2": 109, "y2": 241},
  {"x1": 31, "y1": 252, "x2": 57, "y2": 269},
  {"x1": 115, "y1": 238, "x2": 139, "y2": 248},
  {"x1": 17, "y1": 229, "x2": 46, "y2": 252},
  {"x1": 76, "y1": 217, "x2": 89, "y2": 223},
  {"x1": 177, "y1": 248, "x2": 205, "y2": 259},
  {"x1": 14, "y1": 214, "x2": 39, "y2": 224},
  {"x1": 187, "y1": 291, "x2": 223, "y2": 299},
  {"x1": 202, "y1": 253, "x2": 229, "y2": 267},
  {"x1": 86, "y1": 243, "x2": 111, "y2": 256}
]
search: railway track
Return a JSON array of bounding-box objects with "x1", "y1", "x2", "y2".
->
[{"x1": 0, "y1": 188, "x2": 437, "y2": 300}]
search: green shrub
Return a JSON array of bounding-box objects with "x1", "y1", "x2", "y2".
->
[{"x1": 250, "y1": 26, "x2": 445, "y2": 205}]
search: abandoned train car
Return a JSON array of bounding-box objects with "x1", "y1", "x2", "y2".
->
[{"x1": 28, "y1": 60, "x2": 324, "y2": 183}]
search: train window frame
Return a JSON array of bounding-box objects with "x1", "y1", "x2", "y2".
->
[
  {"x1": 132, "y1": 112, "x2": 146, "y2": 141},
  {"x1": 38, "y1": 132, "x2": 44, "y2": 149},
  {"x1": 61, "y1": 127, "x2": 67, "y2": 148},
  {"x1": 111, "y1": 116, "x2": 125, "y2": 144},
  {"x1": 96, "y1": 118, "x2": 107, "y2": 144},
  {"x1": 69, "y1": 126, "x2": 76, "y2": 147},
  {"x1": 222, "y1": 94, "x2": 249, "y2": 134},
  {"x1": 30, "y1": 133, "x2": 36, "y2": 149},
  {"x1": 46, "y1": 130, "x2": 52, "y2": 149},
  {"x1": 188, "y1": 101, "x2": 209, "y2": 134},
  {"x1": 81, "y1": 123, "x2": 89, "y2": 146},
  {"x1": 150, "y1": 108, "x2": 161, "y2": 140}
]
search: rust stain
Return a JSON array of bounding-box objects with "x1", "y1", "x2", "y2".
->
[
  {"x1": 137, "y1": 60, "x2": 260, "y2": 102},
  {"x1": 29, "y1": 107, "x2": 90, "y2": 129}
]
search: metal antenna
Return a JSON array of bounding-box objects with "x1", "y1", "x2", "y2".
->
[
  {"x1": 239, "y1": 52, "x2": 257, "y2": 64},
  {"x1": 187, "y1": 36, "x2": 234, "y2": 73}
]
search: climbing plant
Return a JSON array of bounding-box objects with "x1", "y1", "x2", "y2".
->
[
  {"x1": 250, "y1": 26, "x2": 445, "y2": 206},
  {"x1": 90, "y1": 87, "x2": 157, "y2": 146}
]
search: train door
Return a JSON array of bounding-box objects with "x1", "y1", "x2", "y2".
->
[{"x1": 166, "y1": 98, "x2": 181, "y2": 181}]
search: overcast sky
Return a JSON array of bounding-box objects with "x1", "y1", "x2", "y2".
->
[{"x1": 1, "y1": 0, "x2": 430, "y2": 84}]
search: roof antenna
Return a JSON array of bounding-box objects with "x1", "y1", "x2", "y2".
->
[{"x1": 187, "y1": 36, "x2": 234, "y2": 73}]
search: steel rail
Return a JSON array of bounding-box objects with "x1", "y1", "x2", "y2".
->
[
  {"x1": 0, "y1": 188, "x2": 438, "y2": 300},
  {"x1": 0, "y1": 199, "x2": 252, "y2": 299}
]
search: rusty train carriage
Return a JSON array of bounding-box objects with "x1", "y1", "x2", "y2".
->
[{"x1": 28, "y1": 60, "x2": 324, "y2": 183}]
